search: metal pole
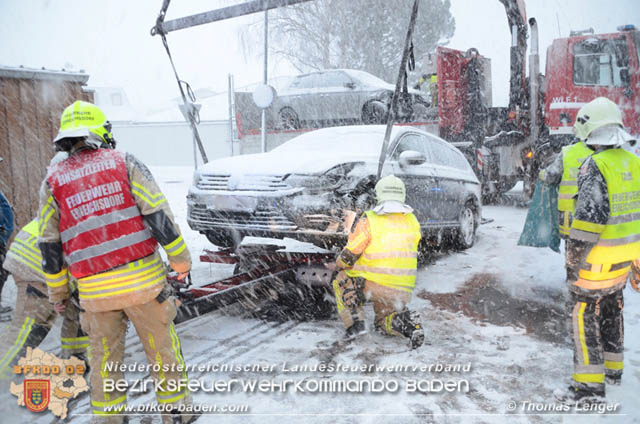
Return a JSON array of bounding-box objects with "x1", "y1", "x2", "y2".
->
[
  {"x1": 261, "y1": 9, "x2": 268, "y2": 153},
  {"x1": 376, "y1": 0, "x2": 421, "y2": 178},
  {"x1": 151, "y1": 0, "x2": 313, "y2": 35},
  {"x1": 228, "y1": 73, "x2": 235, "y2": 156},
  {"x1": 193, "y1": 133, "x2": 198, "y2": 169}
]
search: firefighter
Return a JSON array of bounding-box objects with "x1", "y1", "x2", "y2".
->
[
  {"x1": 332, "y1": 175, "x2": 424, "y2": 349},
  {"x1": 38, "y1": 101, "x2": 194, "y2": 424},
  {"x1": 563, "y1": 97, "x2": 640, "y2": 401},
  {"x1": 540, "y1": 104, "x2": 595, "y2": 249},
  {"x1": 0, "y1": 218, "x2": 87, "y2": 378},
  {"x1": 0, "y1": 172, "x2": 14, "y2": 314},
  {"x1": 413, "y1": 73, "x2": 438, "y2": 107}
]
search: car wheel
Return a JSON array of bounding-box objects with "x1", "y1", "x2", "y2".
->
[
  {"x1": 205, "y1": 230, "x2": 241, "y2": 250},
  {"x1": 361, "y1": 100, "x2": 388, "y2": 124},
  {"x1": 278, "y1": 107, "x2": 300, "y2": 130},
  {"x1": 456, "y1": 203, "x2": 477, "y2": 249}
]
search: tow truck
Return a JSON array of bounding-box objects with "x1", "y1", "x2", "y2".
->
[
  {"x1": 151, "y1": 0, "x2": 639, "y2": 319},
  {"x1": 232, "y1": 2, "x2": 640, "y2": 199}
]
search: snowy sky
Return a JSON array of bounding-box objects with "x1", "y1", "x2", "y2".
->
[{"x1": 0, "y1": 0, "x2": 638, "y2": 116}]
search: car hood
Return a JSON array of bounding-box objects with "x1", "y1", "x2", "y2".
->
[{"x1": 198, "y1": 150, "x2": 377, "y2": 176}]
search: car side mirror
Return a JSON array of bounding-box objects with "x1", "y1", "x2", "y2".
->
[
  {"x1": 399, "y1": 150, "x2": 426, "y2": 167},
  {"x1": 344, "y1": 82, "x2": 356, "y2": 89}
]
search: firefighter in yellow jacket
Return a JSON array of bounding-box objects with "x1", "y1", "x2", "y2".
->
[
  {"x1": 541, "y1": 104, "x2": 594, "y2": 239},
  {"x1": 0, "y1": 218, "x2": 87, "y2": 378},
  {"x1": 563, "y1": 97, "x2": 640, "y2": 402},
  {"x1": 38, "y1": 101, "x2": 194, "y2": 423},
  {"x1": 332, "y1": 175, "x2": 424, "y2": 349}
]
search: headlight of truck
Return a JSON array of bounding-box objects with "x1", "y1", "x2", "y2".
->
[{"x1": 285, "y1": 165, "x2": 352, "y2": 192}]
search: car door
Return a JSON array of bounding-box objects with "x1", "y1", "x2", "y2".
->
[
  {"x1": 388, "y1": 133, "x2": 443, "y2": 225},
  {"x1": 314, "y1": 71, "x2": 360, "y2": 122},
  {"x1": 284, "y1": 73, "x2": 318, "y2": 122},
  {"x1": 423, "y1": 136, "x2": 469, "y2": 221}
]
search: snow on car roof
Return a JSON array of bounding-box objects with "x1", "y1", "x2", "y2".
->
[{"x1": 272, "y1": 125, "x2": 406, "y2": 155}]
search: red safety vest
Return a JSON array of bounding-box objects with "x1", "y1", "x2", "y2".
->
[{"x1": 48, "y1": 149, "x2": 157, "y2": 278}]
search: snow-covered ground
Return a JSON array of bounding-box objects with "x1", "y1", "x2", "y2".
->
[{"x1": 2, "y1": 166, "x2": 640, "y2": 423}]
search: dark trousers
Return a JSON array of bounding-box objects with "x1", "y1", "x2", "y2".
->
[
  {"x1": 569, "y1": 290, "x2": 624, "y2": 391},
  {"x1": 0, "y1": 244, "x2": 8, "y2": 300}
]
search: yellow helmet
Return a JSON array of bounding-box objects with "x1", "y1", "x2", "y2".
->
[
  {"x1": 53, "y1": 101, "x2": 115, "y2": 148},
  {"x1": 375, "y1": 175, "x2": 406, "y2": 204}
]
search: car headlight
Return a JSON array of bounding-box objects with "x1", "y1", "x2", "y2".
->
[{"x1": 285, "y1": 165, "x2": 351, "y2": 191}]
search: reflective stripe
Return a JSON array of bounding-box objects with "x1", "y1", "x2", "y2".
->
[
  {"x1": 569, "y1": 228, "x2": 600, "y2": 243},
  {"x1": 79, "y1": 271, "x2": 164, "y2": 299},
  {"x1": 131, "y1": 181, "x2": 166, "y2": 207},
  {"x1": 156, "y1": 389, "x2": 187, "y2": 404},
  {"x1": 597, "y1": 233, "x2": 640, "y2": 246},
  {"x1": 384, "y1": 313, "x2": 394, "y2": 335},
  {"x1": 604, "y1": 352, "x2": 623, "y2": 362},
  {"x1": 0, "y1": 317, "x2": 34, "y2": 375},
  {"x1": 39, "y1": 196, "x2": 56, "y2": 237},
  {"x1": 604, "y1": 360, "x2": 624, "y2": 370},
  {"x1": 62, "y1": 343, "x2": 89, "y2": 350},
  {"x1": 346, "y1": 232, "x2": 368, "y2": 251},
  {"x1": 574, "y1": 364, "x2": 604, "y2": 375},
  {"x1": 558, "y1": 193, "x2": 576, "y2": 200},
  {"x1": 67, "y1": 229, "x2": 152, "y2": 264},
  {"x1": 100, "y1": 337, "x2": 110, "y2": 380},
  {"x1": 572, "y1": 219, "x2": 605, "y2": 234},
  {"x1": 61, "y1": 336, "x2": 89, "y2": 350},
  {"x1": 163, "y1": 236, "x2": 187, "y2": 257},
  {"x1": 60, "y1": 206, "x2": 140, "y2": 243},
  {"x1": 92, "y1": 395, "x2": 126, "y2": 414},
  {"x1": 560, "y1": 180, "x2": 577, "y2": 187},
  {"x1": 573, "y1": 372, "x2": 605, "y2": 383},
  {"x1": 573, "y1": 275, "x2": 627, "y2": 291},
  {"x1": 45, "y1": 269, "x2": 69, "y2": 288},
  {"x1": 81, "y1": 261, "x2": 163, "y2": 286},
  {"x1": 608, "y1": 212, "x2": 640, "y2": 225},
  {"x1": 577, "y1": 302, "x2": 589, "y2": 366},
  {"x1": 362, "y1": 251, "x2": 418, "y2": 261},
  {"x1": 80, "y1": 263, "x2": 163, "y2": 291},
  {"x1": 351, "y1": 265, "x2": 417, "y2": 276}
]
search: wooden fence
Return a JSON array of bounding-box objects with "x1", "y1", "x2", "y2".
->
[{"x1": 0, "y1": 67, "x2": 93, "y2": 232}]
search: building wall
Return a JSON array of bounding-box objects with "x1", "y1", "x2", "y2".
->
[
  {"x1": 0, "y1": 78, "x2": 92, "y2": 230},
  {"x1": 113, "y1": 120, "x2": 238, "y2": 166}
]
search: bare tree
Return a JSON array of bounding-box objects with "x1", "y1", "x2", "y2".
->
[{"x1": 239, "y1": 0, "x2": 455, "y2": 82}]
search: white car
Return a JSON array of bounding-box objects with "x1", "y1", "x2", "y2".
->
[
  {"x1": 274, "y1": 69, "x2": 430, "y2": 129},
  {"x1": 187, "y1": 125, "x2": 481, "y2": 251}
]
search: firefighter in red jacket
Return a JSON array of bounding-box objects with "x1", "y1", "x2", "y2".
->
[{"x1": 38, "y1": 101, "x2": 194, "y2": 424}]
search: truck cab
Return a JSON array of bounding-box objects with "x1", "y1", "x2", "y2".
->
[{"x1": 544, "y1": 26, "x2": 640, "y2": 144}]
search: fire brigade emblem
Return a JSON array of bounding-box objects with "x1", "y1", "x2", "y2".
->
[{"x1": 24, "y1": 379, "x2": 50, "y2": 412}]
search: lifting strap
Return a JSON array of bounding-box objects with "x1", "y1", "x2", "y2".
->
[{"x1": 151, "y1": 0, "x2": 209, "y2": 163}]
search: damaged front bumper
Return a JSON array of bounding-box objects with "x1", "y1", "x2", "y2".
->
[{"x1": 187, "y1": 189, "x2": 358, "y2": 244}]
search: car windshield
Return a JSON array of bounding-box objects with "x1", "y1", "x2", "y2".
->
[{"x1": 272, "y1": 127, "x2": 387, "y2": 155}]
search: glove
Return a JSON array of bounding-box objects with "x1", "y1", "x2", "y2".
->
[
  {"x1": 631, "y1": 261, "x2": 640, "y2": 293},
  {"x1": 338, "y1": 276, "x2": 365, "y2": 309}
]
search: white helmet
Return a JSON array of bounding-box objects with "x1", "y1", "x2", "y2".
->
[
  {"x1": 579, "y1": 97, "x2": 635, "y2": 146},
  {"x1": 375, "y1": 175, "x2": 406, "y2": 205}
]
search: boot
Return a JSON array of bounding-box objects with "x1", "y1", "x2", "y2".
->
[
  {"x1": 605, "y1": 374, "x2": 621, "y2": 385},
  {"x1": 345, "y1": 320, "x2": 366, "y2": 339},
  {"x1": 390, "y1": 311, "x2": 424, "y2": 349},
  {"x1": 556, "y1": 383, "x2": 605, "y2": 404}
]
